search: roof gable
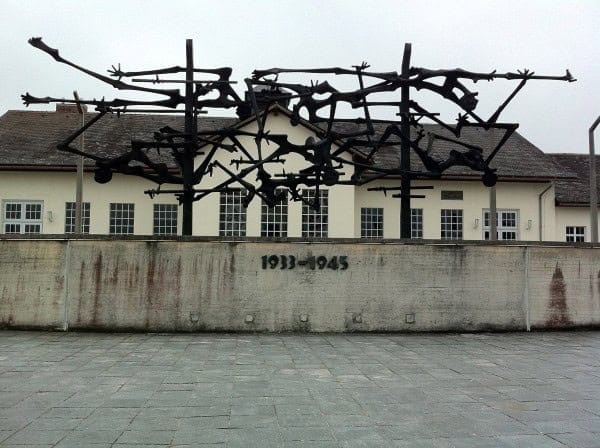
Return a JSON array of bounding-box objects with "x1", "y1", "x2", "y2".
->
[
  {"x1": 549, "y1": 153, "x2": 600, "y2": 205},
  {"x1": 0, "y1": 108, "x2": 572, "y2": 182}
]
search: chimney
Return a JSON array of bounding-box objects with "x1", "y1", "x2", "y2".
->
[
  {"x1": 56, "y1": 103, "x2": 87, "y2": 113},
  {"x1": 237, "y1": 86, "x2": 291, "y2": 120}
]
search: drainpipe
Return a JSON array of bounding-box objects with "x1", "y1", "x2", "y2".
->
[
  {"x1": 589, "y1": 115, "x2": 600, "y2": 244},
  {"x1": 538, "y1": 183, "x2": 552, "y2": 241},
  {"x1": 489, "y1": 186, "x2": 497, "y2": 241}
]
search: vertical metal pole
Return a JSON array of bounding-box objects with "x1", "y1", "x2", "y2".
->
[
  {"x1": 400, "y1": 43, "x2": 412, "y2": 239},
  {"x1": 182, "y1": 39, "x2": 196, "y2": 236},
  {"x1": 489, "y1": 186, "x2": 497, "y2": 241},
  {"x1": 589, "y1": 116, "x2": 600, "y2": 244},
  {"x1": 73, "y1": 91, "x2": 84, "y2": 235}
]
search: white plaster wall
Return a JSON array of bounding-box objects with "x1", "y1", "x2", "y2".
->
[
  {"x1": 0, "y1": 171, "x2": 180, "y2": 235},
  {"x1": 355, "y1": 179, "x2": 555, "y2": 240},
  {"x1": 192, "y1": 111, "x2": 355, "y2": 238},
  {"x1": 554, "y1": 206, "x2": 600, "y2": 242}
]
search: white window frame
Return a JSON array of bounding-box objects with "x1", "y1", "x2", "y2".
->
[
  {"x1": 261, "y1": 190, "x2": 288, "y2": 237},
  {"x1": 566, "y1": 226, "x2": 585, "y2": 242},
  {"x1": 361, "y1": 207, "x2": 384, "y2": 239},
  {"x1": 301, "y1": 189, "x2": 328, "y2": 238},
  {"x1": 2, "y1": 200, "x2": 43, "y2": 234},
  {"x1": 411, "y1": 208, "x2": 423, "y2": 239},
  {"x1": 153, "y1": 204, "x2": 178, "y2": 236},
  {"x1": 219, "y1": 189, "x2": 247, "y2": 237},
  {"x1": 483, "y1": 209, "x2": 519, "y2": 241},
  {"x1": 65, "y1": 202, "x2": 90, "y2": 234},
  {"x1": 441, "y1": 209, "x2": 463, "y2": 240},
  {"x1": 109, "y1": 203, "x2": 135, "y2": 235}
]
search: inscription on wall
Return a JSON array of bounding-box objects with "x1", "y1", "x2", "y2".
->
[{"x1": 261, "y1": 255, "x2": 348, "y2": 271}]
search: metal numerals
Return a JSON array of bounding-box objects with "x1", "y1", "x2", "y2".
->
[{"x1": 261, "y1": 255, "x2": 348, "y2": 271}]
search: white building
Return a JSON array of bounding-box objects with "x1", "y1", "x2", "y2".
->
[{"x1": 0, "y1": 105, "x2": 596, "y2": 241}]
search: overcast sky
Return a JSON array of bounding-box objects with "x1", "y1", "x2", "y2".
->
[{"x1": 1, "y1": 0, "x2": 598, "y2": 154}]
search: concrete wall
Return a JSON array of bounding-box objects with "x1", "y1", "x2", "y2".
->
[{"x1": 1, "y1": 237, "x2": 598, "y2": 332}]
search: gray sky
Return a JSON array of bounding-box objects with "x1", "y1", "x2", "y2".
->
[{"x1": 1, "y1": 0, "x2": 598, "y2": 153}]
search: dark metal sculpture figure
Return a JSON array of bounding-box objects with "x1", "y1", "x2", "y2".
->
[{"x1": 23, "y1": 38, "x2": 574, "y2": 236}]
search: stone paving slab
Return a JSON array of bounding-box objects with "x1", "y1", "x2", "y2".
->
[{"x1": 0, "y1": 331, "x2": 599, "y2": 447}]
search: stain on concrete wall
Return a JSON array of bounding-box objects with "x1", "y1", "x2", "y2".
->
[{"x1": 547, "y1": 264, "x2": 572, "y2": 327}]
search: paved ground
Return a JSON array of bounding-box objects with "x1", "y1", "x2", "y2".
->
[{"x1": 0, "y1": 331, "x2": 599, "y2": 448}]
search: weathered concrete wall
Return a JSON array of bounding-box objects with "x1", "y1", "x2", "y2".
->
[
  {"x1": 527, "y1": 246, "x2": 600, "y2": 329},
  {"x1": 1, "y1": 238, "x2": 598, "y2": 332},
  {"x1": 0, "y1": 240, "x2": 67, "y2": 329}
]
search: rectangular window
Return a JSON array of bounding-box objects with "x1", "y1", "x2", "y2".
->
[
  {"x1": 361, "y1": 207, "x2": 384, "y2": 239},
  {"x1": 65, "y1": 202, "x2": 90, "y2": 234},
  {"x1": 411, "y1": 208, "x2": 423, "y2": 239},
  {"x1": 153, "y1": 204, "x2": 178, "y2": 236},
  {"x1": 109, "y1": 203, "x2": 135, "y2": 235},
  {"x1": 219, "y1": 190, "x2": 247, "y2": 237},
  {"x1": 2, "y1": 201, "x2": 43, "y2": 234},
  {"x1": 302, "y1": 189, "x2": 328, "y2": 238},
  {"x1": 261, "y1": 190, "x2": 288, "y2": 237},
  {"x1": 483, "y1": 210, "x2": 519, "y2": 241},
  {"x1": 566, "y1": 226, "x2": 585, "y2": 242},
  {"x1": 440, "y1": 209, "x2": 463, "y2": 240},
  {"x1": 441, "y1": 190, "x2": 463, "y2": 200}
]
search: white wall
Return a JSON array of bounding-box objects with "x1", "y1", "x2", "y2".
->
[
  {"x1": 0, "y1": 171, "x2": 180, "y2": 235},
  {"x1": 555, "y1": 206, "x2": 600, "y2": 242},
  {"x1": 354, "y1": 179, "x2": 554, "y2": 240},
  {"x1": 192, "y1": 110, "x2": 355, "y2": 238}
]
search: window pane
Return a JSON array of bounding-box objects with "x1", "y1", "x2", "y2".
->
[
  {"x1": 441, "y1": 209, "x2": 463, "y2": 240},
  {"x1": 301, "y1": 190, "x2": 328, "y2": 238},
  {"x1": 3, "y1": 201, "x2": 43, "y2": 235},
  {"x1": 153, "y1": 204, "x2": 178, "y2": 235},
  {"x1": 65, "y1": 202, "x2": 90, "y2": 234},
  {"x1": 361, "y1": 207, "x2": 384, "y2": 239},
  {"x1": 411, "y1": 208, "x2": 423, "y2": 239},
  {"x1": 261, "y1": 190, "x2": 288, "y2": 237},
  {"x1": 109, "y1": 203, "x2": 135, "y2": 235},
  {"x1": 219, "y1": 190, "x2": 247, "y2": 237},
  {"x1": 482, "y1": 209, "x2": 519, "y2": 241}
]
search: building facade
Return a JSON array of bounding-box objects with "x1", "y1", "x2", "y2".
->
[{"x1": 0, "y1": 107, "x2": 597, "y2": 241}]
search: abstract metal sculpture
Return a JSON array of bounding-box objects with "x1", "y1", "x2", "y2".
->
[{"x1": 23, "y1": 38, "x2": 574, "y2": 236}]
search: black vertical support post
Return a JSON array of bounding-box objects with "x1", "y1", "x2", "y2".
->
[
  {"x1": 182, "y1": 39, "x2": 195, "y2": 236},
  {"x1": 400, "y1": 43, "x2": 412, "y2": 239}
]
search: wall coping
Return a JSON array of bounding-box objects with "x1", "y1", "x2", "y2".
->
[{"x1": 1, "y1": 233, "x2": 598, "y2": 249}]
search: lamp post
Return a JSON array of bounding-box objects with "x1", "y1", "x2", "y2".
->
[
  {"x1": 590, "y1": 116, "x2": 600, "y2": 244},
  {"x1": 73, "y1": 91, "x2": 85, "y2": 234}
]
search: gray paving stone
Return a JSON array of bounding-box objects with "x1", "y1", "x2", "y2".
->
[
  {"x1": 0, "y1": 331, "x2": 599, "y2": 447},
  {"x1": 498, "y1": 434, "x2": 574, "y2": 447},
  {"x1": 0, "y1": 430, "x2": 16, "y2": 443},
  {"x1": 546, "y1": 432, "x2": 600, "y2": 448},
  {"x1": 171, "y1": 428, "x2": 228, "y2": 445},
  {"x1": 281, "y1": 426, "x2": 335, "y2": 441},
  {"x1": 115, "y1": 430, "x2": 175, "y2": 445},
  {"x1": 229, "y1": 414, "x2": 277, "y2": 428},
  {"x1": 54, "y1": 429, "x2": 122, "y2": 446},
  {"x1": 2, "y1": 429, "x2": 70, "y2": 445}
]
